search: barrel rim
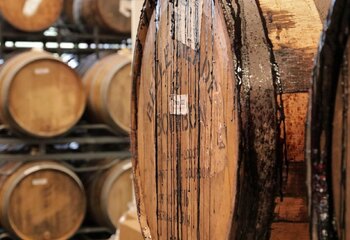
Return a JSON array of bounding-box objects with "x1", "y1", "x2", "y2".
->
[
  {"x1": 0, "y1": 161, "x2": 86, "y2": 240},
  {"x1": 131, "y1": 1, "x2": 164, "y2": 237}
]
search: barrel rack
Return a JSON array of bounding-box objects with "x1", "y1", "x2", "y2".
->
[
  {"x1": 0, "y1": 124, "x2": 130, "y2": 162},
  {"x1": 0, "y1": 15, "x2": 132, "y2": 240},
  {"x1": 0, "y1": 18, "x2": 132, "y2": 59}
]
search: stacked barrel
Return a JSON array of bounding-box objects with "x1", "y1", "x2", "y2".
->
[
  {"x1": 0, "y1": 0, "x2": 133, "y2": 239},
  {"x1": 0, "y1": 48, "x2": 133, "y2": 239},
  {"x1": 0, "y1": 159, "x2": 134, "y2": 239}
]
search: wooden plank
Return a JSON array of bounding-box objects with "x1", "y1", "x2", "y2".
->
[
  {"x1": 274, "y1": 197, "x2": 308, "y2": 222},
  {"x1": 259, "y1": 0, "x2": 323, "y2": 92},
  {"x1": 270, "y1": 223, "x2": 309, "y2": 240},
  {"x1": 282, "y1": 93, "x2": 308, "y2": 162},
  {"x1": 283, "y1": 162, "x2": 307, "y2": 197}
]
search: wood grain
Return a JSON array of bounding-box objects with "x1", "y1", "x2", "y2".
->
[
  {"x1": 274, "y1": 197, "x2": 308, "y2": 222},
  {"x1": 282, "y1": 93, "x2": 309, "y2": 162},
  {"x1": 270, "y1": 223, "x2": 309, "y2": 240}
]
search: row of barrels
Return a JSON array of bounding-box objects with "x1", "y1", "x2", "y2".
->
[
  {"x1": 0, "y1": 0, "x2": 131, "y2": 33},
  {"x1": 0, "y1": 159, "x2": 133, "y2": 239},
  {"x1": 0, "y1": 49, "x2": 132, "y2": 138},
  {"x1": 130, "y1": 0, "x2": 343, "y2": 240}
]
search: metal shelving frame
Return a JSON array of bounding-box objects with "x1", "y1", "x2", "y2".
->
[
  {"x1": 0, "y1": 19, "x2": 132, "y2": 57},
  {"x1": 0, "y1": 124, "x2": 130, "y2": 162}
]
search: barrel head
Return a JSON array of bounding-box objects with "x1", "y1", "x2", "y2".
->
[{"x1": 132, "y1": 0, "x2": 239, "y2": 239}]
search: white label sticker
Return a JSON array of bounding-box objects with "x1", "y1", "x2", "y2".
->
[
  {"x1": 23, "y1": 0, "x2": 43, "y2": 17},
  {"x1": 32, "y1": 178, "x2": 48, "y2": 186},
  {"x1": 34, "y1": 68, "x2": 50, "y2": 75},
  {"x1": 169, "y1": 94, "x2": 188, "y2": 115},
  {"x1": 174, "y1": 0, "x2": 203, "y2": 50},
  {"x1": 119, "y1": 0, "x2": 132, "y2": 18}
]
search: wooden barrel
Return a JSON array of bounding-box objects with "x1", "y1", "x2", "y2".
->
[
  {"x1": 63, "y1": 0, "x2": 131, "y2": 34},
  {"x1": 85, "y1": 159, "x2": 133, "y2": 229},
  {"x1": 307, "y1": 0, "x2": 350, "y2": 239},
  {"x1": 132, "y1": 0, "x2": 323, "y2": 239},
  {"x1": 0, "y1": 0, "x2": 63, "y2": 32},
  {"x1": 0, "y1": 161, "x2": 86, "y2": 240},
  {"x1": 0, "y1": 50, "x2": 86, "y2": 138},
  {"x1": 82, "y1": 52, "x2": 132, "y2": 134}
]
